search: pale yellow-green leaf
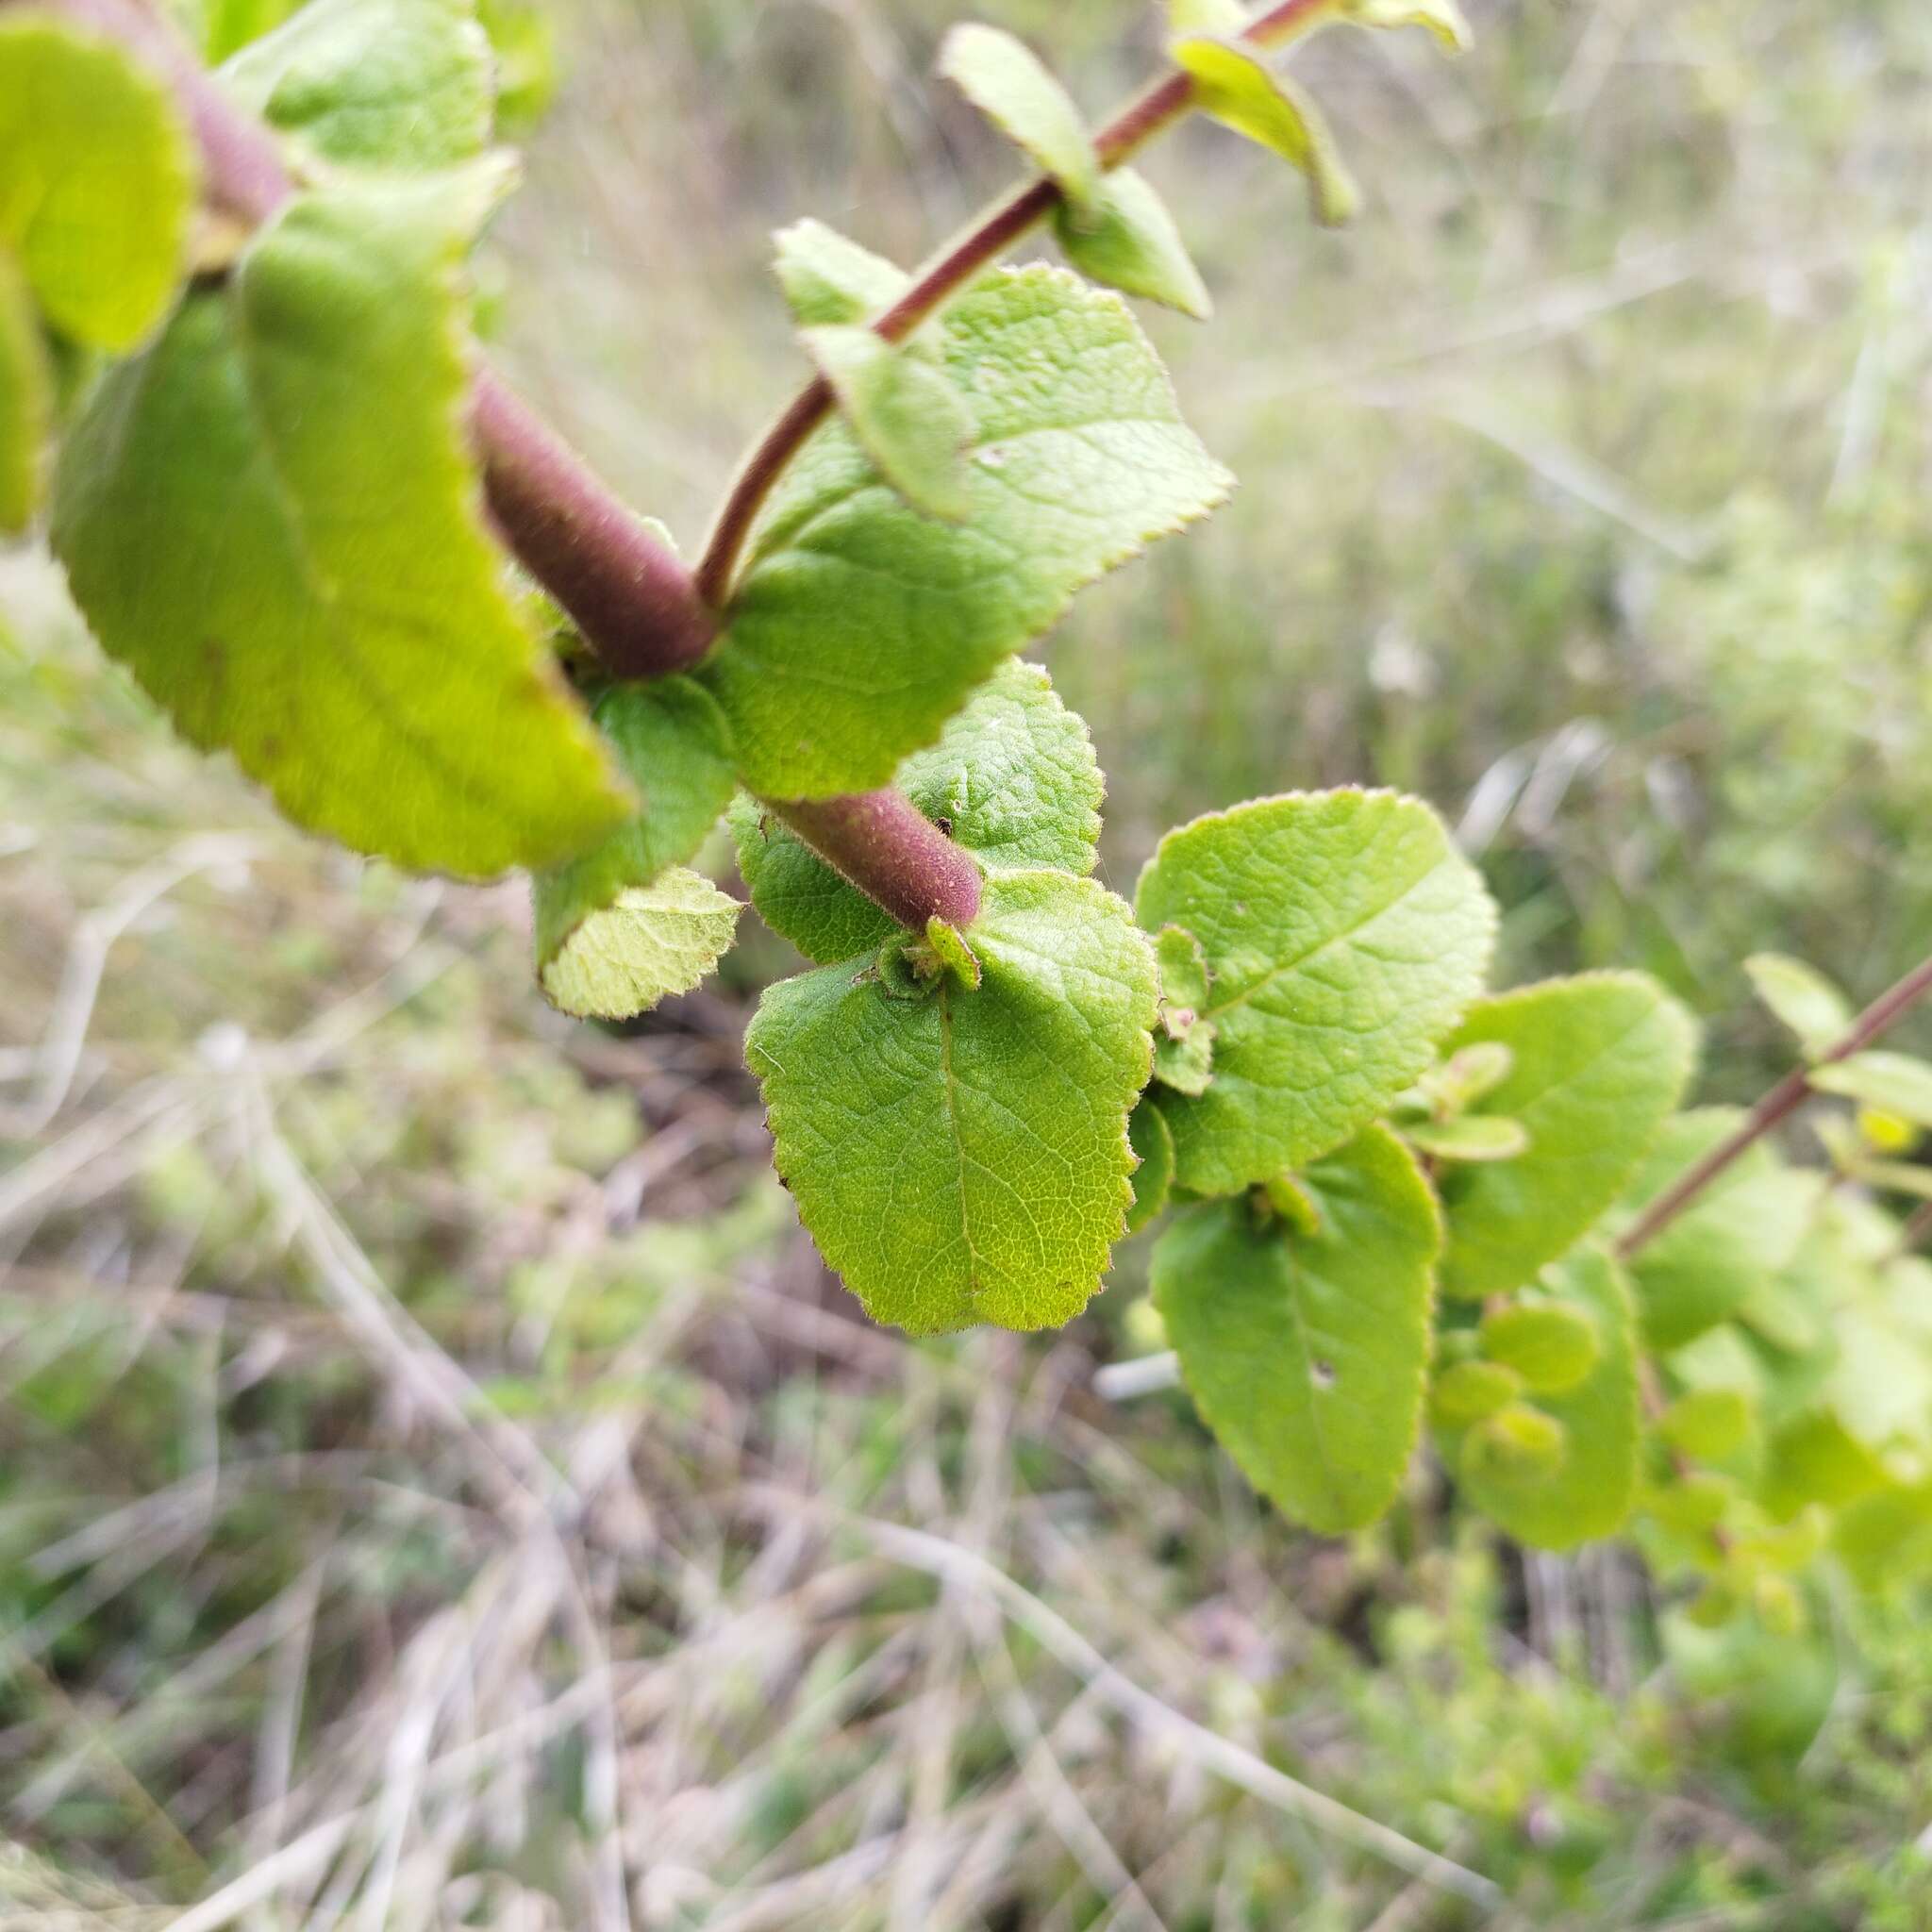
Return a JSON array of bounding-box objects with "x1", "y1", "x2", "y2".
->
[
  {"x1": 803, "y1": 325, "x2": 973, "y2": 521},
  {"x1": 1055, "y1": 169, "x2": 1211, "y2": 320},
  {"x1": 0, "y1": 14, "x2": 199, "y2": 349},
  {"x1": 1810, "y1": 1051, "x2": 1932, "y2": 1127},
  {"x1": 1170, "y1": 37, "x2": 1358, "y2": 226},
  {"x1": 0, "y1": 252, "x2": 49, "y2": 533},
  {"x1": 1479, "y1": 1297, "x2": 1599, "y2": 1393},
  {"x1": 1169, "y1": 0, "x2": 1247, "y2": 33},
  {"x1": 1126, "y1": 1096, "x2": 1176, "y2": 1234},
  {"x1": 1404, "y1": 1114, "x2": 1528, "y2": 1163},
  {"x1": 1343, "y1": 0, "x2": 1472, "y2": 55},
  {"x1": 1742, "y1": 952, "x2": 1851, "y2": 1058},
  {"x1": 939, "y1": 22, "x2": 1100, "y2": 211},
  {"x1": 539, "y1": 868, "x2": 741, "y2": 1022},
  {"x1": 51, "y1": 169, "x2": 631, "y2": 876},
  {"x1": 773, "y1": 219, "x2": 910, "y2": 327}
]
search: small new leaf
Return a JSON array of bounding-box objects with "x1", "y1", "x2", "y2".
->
[
  {"x1": 538, "y1": 868, "x2": 741, "y2": 1022},
  {"x1": 0, "y1": 255, "x2": 49, "y2": 533},
  {"x1": 803, "y1": 325, "x2": 973, "y2": 521},
  {"x1": 774, "y1": 219, "x2": 910, "y2": 326},
  {"x1": 1743, "y1": 952, "x2": 1851, "y2": 1059},
  {"x1": 1170, "y1": 37, "x2": 1358, "y2": 226},
  {"x1": 939, "y1": 23, "x2": 1100, "y2": 213},
  {"x1": 1156, "y1": 924, "x2": 1211, "y2": 1012},
  {"x1": 705, "y1": 266, "x2": 1230, "y2": 799},
  {"x1": 1343, "y1": 0, "x2": 1473, "y2": 55},
  {"x1": 1657, "y1": 1389, "x2": 1753, "y2": 1464},
  {"x1": 1809, "y1": 1051, "x2": 1932, "y2": 1128},
  {"x1": 1462, "y1": 1406, "x2": 1565, "y2": 1487},
  {"x1": 1126, "y1": 1097, "x2": 1176, "y2": 1234},
  {"x1": 530, "y1": 678, "x2": 739, "y2": 1019},
  {"x1": 1455, "y1": 1247, "x2": 1641, "y2": 1550},
  {"x1": 1154, "y1": 1025, "x2": 1217, "y2": 1097},
  {"x1": 733, "y1": 656, "x2": 1104, "y2": 962},
  {"x1": 922, "y1": 917, "x2": 982, "y2": 990},
  {"x1": 1404, "y1": 1114, "x2": 1527, "y2": 1163},
  {"x1": 748, "y1": 872, "x2": 1158, "y2": 1334},
  {"x1": 1416, "y1": 1040, "x2": 1513, "y2": 1114},
  {"x1": 1437, "y1": 974, "x2": 1696, "y2": 1301},
  {"x1": 1168, "y1": 0, "x2": 1248, "y2": 32},
  {"x1": 1478, "y1": 1299, "x2": 1599, "y2": 1394},
  {"x1": 0, "y1": 15, "x2": 199, "y2": 350},
  {"x1": 1154, "y1": 923, "x2": 1217, "y2": 1093},
  {"x1": 1430, "y1": 1357, "x2": 1522, "y2": 1427},
  {"x1": 1154, "y1": 1124, "x2": 1441, "y2": 1533},
  {"x1": 1135, "y1": 790, "x2": 1495, "y2": 1194},
  {"x1": 219, "y1": 0, "x2": 493, "y2": 171},
  {"x1": 52, "y1": 170, "x2": 631, "y2": 876},
  {"x1": 1055, "y1": 169, "x2": 1212, "y2": 320}
]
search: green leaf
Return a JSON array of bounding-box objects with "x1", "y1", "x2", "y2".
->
[
  {"x1": 938, "y1": 23, "x2": 1100, "y2": 212},
  {"x1": 1055, "y1": 169, "x2": 1211, "y2": 321},
  {"x1": 1742, "y1": 953, "x2": 1850, "y2": 1059},
  {"x1": 802, "y1": 325, "x2": 973, "y2": 521},
  {"x1": 773, "y1": 219, "x2": 910, "y2": 327},
  {"x1": 0, "y1": 254, "x2": 49, "y2": 533},
  {"x1": 1152, "y1": 927, "x2": 1217, "y2": 1092},
  {"x1": 704, "y1": 265, "x2": 1230, "y2": 799},
  {"x1": 747, "y1": 871, "x2": 1158, "y2": 1334},
  {"x1": 732, "y1": 656, "x2": 1104, "y2": 962},
  {"x1": 1126, "y1": 1096, "x2": 1175, "y2": 1234},
  {"x1": 1454, "y1": 1247, "x2": 1641, "y2": 1552},
  {"x1": 1153, "y1": 1124, "x2": 1440, "y2": 1533},
  {"x1": 1134, "y1": 790, "x2": 1495, "y2": 1194},
  {"x1": 1810, "y1": 1051, "x2": 1932, "y2": 1128},
  {"x1": 1169, "y1": 37, "x2": 1358, "y2": 227},
  {"x1": 1761, "y1": 1409, "x2": 1888, "y2": 1521},
  {"x1": 1403, "y1": 1114, "x2": 1527, "y2": 1163},
  {"x1": 1478, "y1": 1299, "x2": 1599, "y2": 1393},
  {"x1": 1833, "y1": 1481, "x2": 1932, "y2": 1594},
  {"x1": 1621, "y1": 1109, "x2": 1820, "y2": 1351},
  {"x1": 1155, "y1": 924, "x2": 1211, "y2": 1012},
  {"x1": 0, "y1": 15, "x2": 199, "y2": 350},
  {"x1": 531, "y1": 678, "x2": 739, "y2": 1018},
  {"x1": 1430, "y1": 1357, "x2": 1522, "y2": 1427},
  {"x1": 1153, "y1": 1024, "x2": 1217, "y2": 1098},
  {"x1": 51, "y1": 169, "x2": 630, "y2": 877},
  {"x1": 1657, "y1": 1389, "x2": 1753, "y2": 1463},
  {"x1": 219, "y1": 0, "x2": 492, "y2": 171},
  {"x1": 1462, "y1": 1405, "x2": 1565, "y2": 1487},
  {"x1": 1437, "y1": 974, "x2": 1696, "y2": 1301},
  {"x1": 1342, "y1": 0, "x2": 1473, "y2": 54},
  {"x1": 537, "y1": 867, "x2": 741, "y2": 1022},
  {"x1": 917, "y1": 917, "x2": 983, "y2": 991}
]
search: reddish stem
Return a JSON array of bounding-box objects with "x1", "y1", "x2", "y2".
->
[
  {"x1": 1617, "y1": 951, "x2": 1932, "y2": 1260},
  {"x1": 692, "y1": 0, "x2": 1336, "y2": 607},
  {"x1": 472, "y1": 374, "x2": 717, "y2": 675},
  {"x1": 770, "y1": 792, "x2": 983, "y2": 932}
]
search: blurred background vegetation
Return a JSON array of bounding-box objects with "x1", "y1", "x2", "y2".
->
[{"x1": 3, "y1": 0, "x2": 1932, "y2": 1924}]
